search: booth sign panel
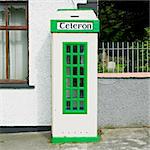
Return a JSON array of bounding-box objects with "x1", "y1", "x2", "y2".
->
[{"x1": 51, "y1": 20, "x2": 99, "y2": 33}]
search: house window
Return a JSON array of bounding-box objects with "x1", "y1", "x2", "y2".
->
[{"x1": 0, "y1": 1, "x2": 28, "y2": 83}]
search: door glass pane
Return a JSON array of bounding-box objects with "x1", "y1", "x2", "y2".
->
[
  {"x1": 80, "y1": 56, "x2": 84, "y2": 64},
  {"x1": 80, "y1": 45, "x2": 84, "y2": 53},
  {"x1": 80, "y1": 78, "x2": 84, "y2": 87},
  {"x1": 9, "y1": 30, "x2": 28, "y2": 80},
  {"x1": 80, "y1": 90, "x2": 84, "y2": 98},
  {"x1": 66, "y1": 90, "x2": 70, "y2": 98},
  {"x1": 73, "y1": 90, "x2": 78, "y2": 98},
  {"x1": 66, "y1": 45, "x2": 70, "y2": 53},
  {"x1": 8, "y1": 4, "x2": 26, "y2": 26},
  {"x1": 66, "y1": 78, "x2": 70, "y2": 87},
  {"x1": 66, "y1": 101, "x2": 71, "y2": 110},
  {"x1": 0, "y1": 4, "x2": 5, "y2": 25},
  {"x1": 0, "y1": 31, "x2": 6, "y2": 79},
  {"x1": 73, "y1": 45, "x2": 77, "y2": 53},
  {"x1": 66, "y1": 55, "x2": 71, "y2": 64},
  {"x1": 73, "y1": 55, "x2": 77, "y2": 64},
  {"x1": 73, "y1": 67, "x2": 77, "y2": 75},
  {"x1": 66, "y1": 67, "x2": 71, "y2": 75},
  {"x1": 73, "y1": 101, "x2": 77, "y2": 110},
  {"x1": 80, "y1": 101, "x2": 84, "y2": 110},
  {"x1": 80, "y1": 67, "x2": 84, "y2": 75},
  {"x1": 73, "y1": 78, "x2": 77, "y2": 87}
]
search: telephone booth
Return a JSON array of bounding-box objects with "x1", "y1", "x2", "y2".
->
[{"x1": 50, "y1": 9, "x2": 100, "y2": 143}]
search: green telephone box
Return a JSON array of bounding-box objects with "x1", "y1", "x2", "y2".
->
[{"x1": 50, "y1": 9, "x2": 100, "y2": 143}]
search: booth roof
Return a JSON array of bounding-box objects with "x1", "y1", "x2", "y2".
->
[{"x1": 51, "y1": 9, "x2": 98, "y2": 20}]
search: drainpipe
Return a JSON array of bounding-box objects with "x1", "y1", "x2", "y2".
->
[{"x1": 97, "y1": 0, "x2": 99, "y2": 17}]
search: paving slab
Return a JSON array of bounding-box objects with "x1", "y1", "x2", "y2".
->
[{"x1": 0, "y1": 128, "x2": 149, "y2": 150}]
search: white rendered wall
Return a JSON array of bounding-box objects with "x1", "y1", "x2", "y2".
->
[{"x1": 0, "y1": 0, "x2": 80, "y2": 126}]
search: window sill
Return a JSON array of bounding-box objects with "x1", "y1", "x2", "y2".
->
[
  {"x1": 0, "y1": 84, "x2": 35, "y2": 89},
  {"x1": 98, "y1": 73, "x2": 150, "y2": 79}
]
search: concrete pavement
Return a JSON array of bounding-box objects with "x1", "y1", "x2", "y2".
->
[{"x1": 0, "y1": 128, "x2": 149, "y2": 150}]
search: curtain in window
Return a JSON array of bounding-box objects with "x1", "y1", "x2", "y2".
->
[
  {"x1": 0, "y1": 31, "x2": 6, "y2": 79},
  {"x1": 0, "y1": 5, "x2": 5, "y2": 79},
  {"x1": 9, "y1": 5, "x2": 27, "y2": 80},
  {"x1": 0, "y1": 5, "x2": 5, "y2": 25},
  {"x1": 9, "y1": 31, "x2": 28, "y2": 80}
]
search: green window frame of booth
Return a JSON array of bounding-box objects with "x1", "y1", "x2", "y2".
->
[{"x1": 63, "y1": 42, "x2": 88, "y2": 114}]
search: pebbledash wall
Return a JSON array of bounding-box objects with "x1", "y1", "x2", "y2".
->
[{"x1": 0, "y1": 0, "x2": 149, "y2": 128}]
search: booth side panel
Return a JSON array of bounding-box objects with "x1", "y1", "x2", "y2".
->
[{"x1": 51, "y1": 33, "x2": 63, "y2": 135}]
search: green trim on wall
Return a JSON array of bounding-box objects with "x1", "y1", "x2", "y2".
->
[
  {"x1": 50, "y1": 20, "x2": 100, "y2": 33},
  {"x1": 51, "y1": 136, "x2": 100, "y2": 144}
]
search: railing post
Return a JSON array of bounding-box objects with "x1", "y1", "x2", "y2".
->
[
  {"x1": 117, "y1": 42, "x2": 119, "y2": 73},
  {"x1": 127, "y1": 42, "x2": 129, "y2": 72},
  {"x1": 137, "y1": 42, "x2": 139, "y2": 72},
  {"x1": 122, "y1": 42, "x2": 124, "y2": 73},
  {"x1": 102, "y1": 42, "x2": 104, "y2": 73},
  {"x1": 147, "y1": 41, "x2": 149, "y2": 72},
  {"x1": 142, "y1": 42, "x2": 144, "y2": 72},
  {"x1": 132, "y1": 42, "x2": 134, "y2": 72}
]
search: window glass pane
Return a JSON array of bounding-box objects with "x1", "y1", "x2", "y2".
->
[
  {"x1": 66, "y1": 90, "x2": 70, "y2": 98},
  {"x1": 66, "y1": 45, "x2": 70, "y2": 53},
  {"x1": 66, "y1": 55, "x2": 71, "y2": 64},
  {"x1": 80, "y1": 78, "x2": 84, "y2": 87},
  {"x1": 8, "y1": 4, "x2": 26, "y2": 26},
  {"x1": 73, "y1": 45, "x2": 77, "y2": 53},
  {"x1": 9, "y1": 30, "x2": 28, "y2": 80},
  {"x1": 80, "y1": 45, "x2": 84, "y2": 53},
  {"x1": 63, "y1": 42, "x2": 87, "y2": 114},
  {"x1": 73, "y1": 67, "x2": 77, "y2": 75},
  {"x1": 73, "y1": 55, "x2": 77, "y2": 64},
  {"x1": 66, "y1": 78, "x2": 70, "y2": 87},
  {"x1": 80, "y1": 56, "x2": 84, "y2": 64},
  {"x1": 0, "y1": 31, "x2": 6, "y2": 79},
  {"x1": 80, "y1": 101, "x2": 84, "y2": 110},
  {"x1": 80, "y1": 67, "x2": 84, "y2": 75},
  {"x1": 73, "y1": 101, "x2": 77, "y2": 110},
  {"x1": 0, "y1": 4, "x2": 5, "y2": 25},
  {"x1": 66, "y1": 101, "x2": 71, "y2": 110},
  {"x1": 66, "y1": 67, "x2": 71, "y2": 75},
  {"x1": 73, "y1": 78, "x2": 77, "y2": 87},
  {"x1": 80, "y1": 90, "x2": 84, "y2": 98},
  {"x1": 73, "y1": 90, "x2": 78, "y2": 98}
]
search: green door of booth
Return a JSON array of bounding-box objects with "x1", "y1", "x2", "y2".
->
[{"x1": 63, "y1": 42, "x2": 87, "y2": 114}]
